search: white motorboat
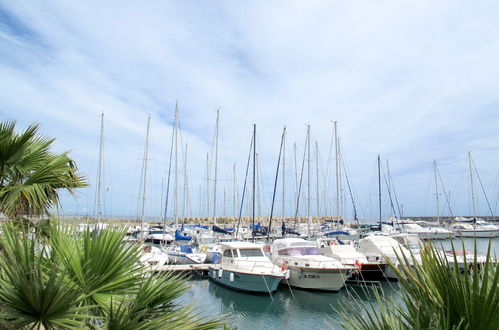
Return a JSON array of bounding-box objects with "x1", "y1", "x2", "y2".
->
[
  {"x1": 357, "y1": 234, "x2": 420, "y2": 280},
  {"x1": 167, "y1": 244, "x2": 207, "y2": 264},
  {"x1": 401, "y1": 223, "x2": 454, "y2": 240},
  {"x1": 317, "y1": 238, "x2": 387, "y2": 281},
  {"x1": 451, "y1": 221, "x2": 499, "y2": 238},
  {"x1": 271, "y1": 238, "x2": 355, "y2": 291},
  {"x1": 140, "y1": 245, "x2": 169, "y2": 267},
  {"x1": 208, "y1": 241, "x2": 287, "y2": 293}
]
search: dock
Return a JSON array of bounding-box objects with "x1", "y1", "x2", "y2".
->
[{"x1": 151, "y1": 263, "x2": 218, "y2": 274}]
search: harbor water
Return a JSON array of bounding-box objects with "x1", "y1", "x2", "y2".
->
[{"x1": 179, "y1": 237, "x2": 497, "y2": 329}]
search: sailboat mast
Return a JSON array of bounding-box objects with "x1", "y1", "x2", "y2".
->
[
  {"x1": 96, "y1": 112, "x2": 104, "y2": 222},
  {"x1": 252, "y1": 124, "x2": 256, "y2": 242},
  {"x1": 434, "y1": 160, "x2": 440, "y2": 223},
  {"x1": 468, "y1": 151, "x2": 476, "y2": 218},
  {"x1": 334, "y1": 121, "x2": 340, "y2": 220},
  {"x1": 316, "y1": 141, "x2": 320, "y2": 218},
  {"x1": 233, "y1": 164, "x2": 237, "y2": 217},
  {"x1": 140, "y1": 116, "x2": 151, "y2": 232},
  {"x1": 282, "y1": 128, "x2": 286, "y2": 220},
  {"x1": 206, "y1": 153, "x2": 209, "y2": 216},
  {"x1": 183, "y1": 144, "x2": 188, "y2": 220},
  {"x1": 378, "y1": 155, "x2": 382, "y2": 227},
  {"x1": 174, "y1": 105, "x2": 179, "y2": 228},
  {"x1": 307, "y1": 125, "x2": 311, "y2": 240},
  {"x1": 213, "y1": 110, "x2": 220, "y2": 224}
]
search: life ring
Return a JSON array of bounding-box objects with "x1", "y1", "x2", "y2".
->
[
  {"x1": 200, "y1": 245, "x2": 208, "y2": 252},
  {"x1": 281, "y1": 260, "x2": 288, "y2": 271}
]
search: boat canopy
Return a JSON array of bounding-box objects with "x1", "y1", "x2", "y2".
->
[
  {"x1": 212, "y1": 225, "x2": 232, "y2": 234},
  {"x1": 175, "y1": 230, "x2": 192, "y2": 241},
  {"x1": 324, "y1": 231, "x2": 350, "y2": 236}
]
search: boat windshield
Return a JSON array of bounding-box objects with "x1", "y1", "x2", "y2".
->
[
  {"x1": 278, "y1": 247, "x2": 320, "y2": 256},
  {"x1": 238, "y1": 248, "x2": 264, "y2": 257}
]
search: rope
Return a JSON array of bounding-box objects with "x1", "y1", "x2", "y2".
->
[{"x1": 261, "y1": 274, "x2": 274, "y2": 301}]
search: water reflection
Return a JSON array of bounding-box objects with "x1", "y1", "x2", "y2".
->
[{"x1": 182, "y1": 238, "x2": 496, "y2": 330}]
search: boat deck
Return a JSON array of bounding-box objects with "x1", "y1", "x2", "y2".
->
[{"x1": 151, "y1": 263, "x2": 219, "y2": 274}]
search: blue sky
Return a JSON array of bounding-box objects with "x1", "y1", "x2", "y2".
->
[{"x1": 1, "y1": 1, "x2": 499, "y2": 221}]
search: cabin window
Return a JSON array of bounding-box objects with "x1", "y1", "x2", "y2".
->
[
  {"x1": 223, "y1": 249, "x2": 233, "y2": 257},
  {"x1": 287, "y1": 247, "x2": 320, "y2": 256},
  {"x1": 239, "y1": 249, "x2": 264, "y2": 257},
  {"x1": 278, "y1": 249, "x2": 289, "y2": 256}
]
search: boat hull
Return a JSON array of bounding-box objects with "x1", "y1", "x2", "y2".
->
[
  {"x1": 286, "y1": 266, "x2": 351, "y2": 291},
  {"x1": 208, "y1": 267, "x2": 283, "y2": 293},
  {"x1": 457, "y1": 230, "x2": 498, "y2": 238},
  {"x1": 349, "y1": 263, "x2": 387, "y2": 281}
]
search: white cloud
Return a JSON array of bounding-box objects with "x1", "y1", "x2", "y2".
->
[{"x1": 1, "y1": 0, "x2": 499, "y2": 221}]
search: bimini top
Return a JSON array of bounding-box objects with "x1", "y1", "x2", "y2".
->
[
  {"x1": 221, "y1": 241, "x2": 264, "y2": 251},
  {"x1": 272, "y1": 238, "x2": 316, "y2": 251}
]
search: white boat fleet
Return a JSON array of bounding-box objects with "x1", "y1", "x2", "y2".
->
[{"x1": 127, "y1": 217, "x2": 497, "y2": 294}]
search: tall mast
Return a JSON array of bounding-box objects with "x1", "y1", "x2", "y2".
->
[
  {"x1": 307, "y1": 125, "x2": 311, "y2": 240},
  {"x1": 468, "y1": 151, "x2": 476, "y2": 218},
  {"x1": 294, "y1": 143, "x2": 299, "y2": 217},
  {"x1": 233, "y1": 164, "x2": 237, "y2": 217},
  {"x1": 315, "y1": 141, "x2": 320, "y2": 218},
  {"x1": 183, "y1": 144, "x2": 188, "y2": 219},
  {"x1": 140, "y1": 116, "x2": 151, "y2": 232},
  {"x1": 282, "y1": 128, "x2": 286, "y2": 220},
  {"x1": 96, "y1": 112, "x2": 104, "y2": 222},
  {"x1": 268, "y1": 126, "x2": 286, "y2": 240},
  {"x1": 205, "y1": 153, "x2": 209, "y2": 216},
  {"x1": 378, "y1": 154, "x2": 382, "y2": 227},
  {"x1": 434, "y1": 160, "x2": 440, "y2": 223},
  {"x1": 174, "y1": 105, "x2": 179, "y2": 228},
  {"x1": 213, "y1": 110, "x2": 220, "y2": 224},
  {"x1": 334, "y1": 121, "x2": 340, "y2": 220},
  {"x1": 252, "y1": 124, "x2": 256, "y2": 242}
]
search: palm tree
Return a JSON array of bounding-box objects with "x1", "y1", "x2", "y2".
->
[
  {"x1": 0, "y1": 222, "x2": 223, "y2": 329},
  {"x1": 0, "y1": 121, "x2": 86, "y2": 220}
]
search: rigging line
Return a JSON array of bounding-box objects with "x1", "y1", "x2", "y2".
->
[
  {"x1": 162, "y1": 105, "x2": 177, "y2": 226},
  {"x1": 268, "y1": 127, "x2": 286, "y2": 240},
  {"x1": 339, "y1": 144, "x2": 358, "y2": 222},
  {"x1": 435, "y1": 164, "x2": 454, "y2": 218},
  {"x1": 386, "y1": 161, "x2": 403, "y2": 220},
  {"x1": 293, "y1": 128, "x2": 309, "y2": 229},
  {"x1": 471, "y1": 157, "x2": 495, "y2": 218},
  {"x1": 236, "y1": 133, "x2": 254, "y2": 239},
  {"x1": 380, "y1": 161, "x2": 397, "y2": 221}
]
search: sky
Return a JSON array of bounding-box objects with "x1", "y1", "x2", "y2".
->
[{"x1": 1, "y1": 1, "x2": 499, "y2": 222}]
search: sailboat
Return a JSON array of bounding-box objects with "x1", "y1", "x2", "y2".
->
[{"x1": 208, "y1": 124, "x2": 288, "y2": 293}]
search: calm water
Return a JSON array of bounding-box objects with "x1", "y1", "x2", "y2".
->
[{"x1": 180, "y1": 238, "x2": 497, "y2": 330}]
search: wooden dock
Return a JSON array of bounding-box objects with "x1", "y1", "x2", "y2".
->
[{"x1": 151, "y1": 263, "x2": 218, "y2": 273}]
